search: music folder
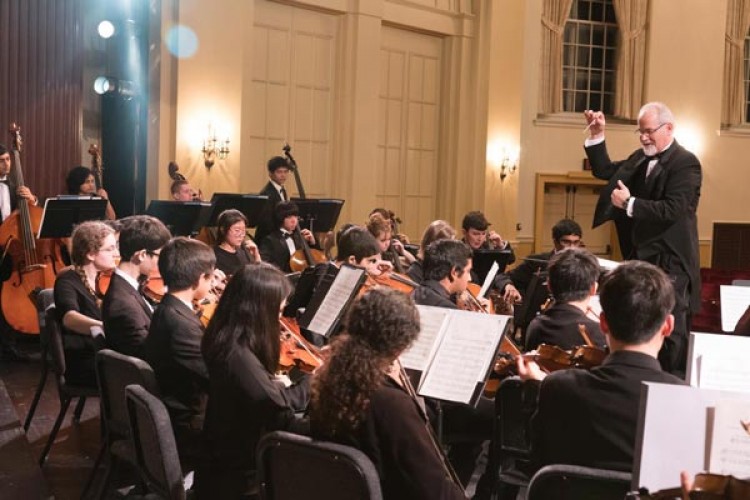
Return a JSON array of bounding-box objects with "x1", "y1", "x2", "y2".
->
[
  {"x1": 400, "y1": 305, "x2": 511, "y2": 407},
  {"x1": 203, "y1": 193, "x2": 270, "y2": 228},
  {"x1": 37, "y1": 196, "x2": 109, "y2": 238},
  {"x1": 298, "y1": 264, "x2": 367, "y2": 338},
  {"x1": 145, "y1": 200, "x2": 211, "y2": 237},
  {"x1": 472, "y1": 249, "x2": 513, "y2": 285},
  {"x1": 290, "y1": 198, "x2": 345, "y2": 233}
]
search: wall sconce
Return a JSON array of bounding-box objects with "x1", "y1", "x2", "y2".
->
[
  {"x1": 201, "y1": 123, "x2": 230, "y2": 169},
  {"x1": 499, "y1": 148, "x2": 518, "y2": 181}
]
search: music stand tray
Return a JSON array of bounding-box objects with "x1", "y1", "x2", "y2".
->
[
  {"x1": 472, "y1": 249, "x2": 513, "y2": 284},
  {"x1": 145, "y1": 200, "x2": 211, "y2": 237},
  {"x1": 204, "y1": 193, "x2": 270, "y2": 228},
  {"x1": 37, "y1": 196, "x2": 109, "y2": 239},
  {"x1": 290, "y1": 198, "x2": 345, "y2": 233}
]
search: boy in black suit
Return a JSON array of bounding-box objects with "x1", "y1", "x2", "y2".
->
[
  {"x1": 519, "y1": 261, "x2": 686, "y2": 472},
  {"x1": 255, "y1": 155, "x2": 291, "y2": 242},
  {"x1": 143, "y1": 237, "x2": 216, "y2": 470},
  {"x1": 102, "y1": 215, "x2": 171, "y2": 358},
  {"x1": 258, "y1": 201, "x2": 316, "y2": 273}
]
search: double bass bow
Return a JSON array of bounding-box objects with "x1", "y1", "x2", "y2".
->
[{"x1": 0, "y1": 124, "x2": 65, "y2": 334}]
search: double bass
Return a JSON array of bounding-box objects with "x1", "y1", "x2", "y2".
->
[{"x1": 0, "y1": 124, "x2": 65, "y2": 334}]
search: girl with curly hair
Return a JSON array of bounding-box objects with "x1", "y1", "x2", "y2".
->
[{"x1": 310, "y1": 288, "x2": 466, "y2": 499}]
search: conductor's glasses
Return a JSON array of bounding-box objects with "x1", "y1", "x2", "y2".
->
[{"x1": 634, "y1": 123, "x2": 666, "y2": 137}]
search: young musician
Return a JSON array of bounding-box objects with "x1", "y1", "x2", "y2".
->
[
  {"x1": 366, "y1": 212, "x2": 415, "y2": 274},
  {"x1": 170, "y1": 178, "x2": 200, "y2": 201},
  {"x1": 195, "y1": 263, "x2": 310, "y2": 499},
  {"x1": 508, "y1": 218, "x2": 583, "y2": 298},
  {"x1": 411, "y1": 239, "x2": 473, "y2": 309},
  {"x1": 406, "y1": 219, "x2": 456, "y2": 285},
  {"x1": 0, "y1": 143, "x2": 38, "y2": 221},
  {"x1": 255, "y1": 155, "x2": 291, "y2": 243},
  {"x1": 53, "y1": 221, "x2": 118, "y2": 388},
  {"x1": 65, "y1": 165, "x2": 116, "y2": 220},
  {"x1": 143, "y1": 237, "x2": 216, "y2": 469},
  {"x1": 258, "y1": 201, "x2": 315, "y2": 273},
  {"x1": 461, "y1": 211, "x2": 520, "y2": 303},
  {"x1": 518, "y1": 261, "x2": 686, "y2": 472},
  {"x1": 102, "y1": 215, "x2": 171, "y2": 359},
  {"x1": 311, "y1": 288, "x2": 466, "y2": 500},
  {"x1": 524, "y1": 248, "x2": 606, "y2": 351},
  {"x1": 213, "y1": 209, "x2": 261, "y2": 277}
]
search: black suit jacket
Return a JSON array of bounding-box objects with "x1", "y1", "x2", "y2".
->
[
  {"x1": 524, "y1": 302, "x2": 606, "y2": 351},
  {"x1": 411, "y1": 280, "x2": 458, "y2": 309},
  {"x1": 258, "y1": 229, "x2": 304, "y2": 273},
  {"x1": 255, "y1": 181, "x2": 285, "y2": 243},
  {"x1": 531, "y1": 350, "x2": 685, "y2": 472},
  {"x1": 144, "y1": 294, "x2": 208, "y2": 430},
  {"x1": 508, "y1": 251, "x2": 553, "y2": 298},
  {"x1": 587, "y1": 140, "x2": 702, "y2": 311},
  {"x1": 102, "y1": 272, "x2": 152, "y2": 359}
]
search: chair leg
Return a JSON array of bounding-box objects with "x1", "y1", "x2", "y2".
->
[
  {"x1": 72, "y1": 396, "x2": 86, "y2": 424},
  {"x1": 23, "y1": 365, "x2": 48, "y2": 432},
  {"x1": 39, "y1": 397, "x2": 71, "y2": 466},
  {"x1": 94, "y1": 452, "x2": 117, "y2": 500},
  {"x1": 80, "y1": 442, "x2": 106, "y2": 500}
]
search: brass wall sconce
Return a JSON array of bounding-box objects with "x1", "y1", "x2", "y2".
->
[{"x1": 202, "y1": 124, "x2": 229, "y2": 169}]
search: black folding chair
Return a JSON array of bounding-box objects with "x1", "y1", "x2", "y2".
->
[{"x1": 527, "y1": 464, "x2": 632, "y2": 500}]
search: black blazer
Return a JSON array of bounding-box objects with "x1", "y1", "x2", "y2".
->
[
  {"x1": 255, "y1": 181, "x2": 285, "y2": 243},
  {"x1": 508, "y1": 251, "x2": 552, "y2": 298},
  {"x1": 143, "y1": 294, "x2": 208, "y2": 430},
  {"x1": 102, "y1": 272, "x2": 152, "y2": 359},
  {"x1": 258, "y1": 229, "x2": 305, "y2": 273},
  {"x1": 411, "y1": 280, "x2": 457, "y2": 309},
  {"x1": 531, "y1": 350, "x2": 685, "y2": 472},
  {"x1": 587, "y1": 140, "x2": 702, "y2": 311},
  {"x1": 524, "y1": 302, "x2": 606, "y2": 351}
]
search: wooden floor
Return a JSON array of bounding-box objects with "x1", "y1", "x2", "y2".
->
[{"x1": 1, "y1": 347, "x2": 101, "y2": 500}]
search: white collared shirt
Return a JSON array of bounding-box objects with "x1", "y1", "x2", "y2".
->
[
  {"x1": 270, "y1": 179, "x2": 287, "y2": 201},
  {"x1": 114, "y1": 268, "x2": 153, "y2": 312},
  {"x1": 0, "y1": 176, "x2": 10, "y2": 221}
]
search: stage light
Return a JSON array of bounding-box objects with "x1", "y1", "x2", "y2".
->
[
  {"x1": 97, "y1": 20, "x2": 115, "y2": 39},
  {"x1": 93, "y1": 76, "x2": 136, "y2": 98}
]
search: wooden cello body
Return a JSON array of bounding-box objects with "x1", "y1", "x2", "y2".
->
[{"x1": 0, "y1": 124, "x2": 64, "y2": 334}]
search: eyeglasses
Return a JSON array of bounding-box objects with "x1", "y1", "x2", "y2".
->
[
  {"x1": 229, "y1": 226, "x2": 247, "y2": 234},
  {"x1": 147, "y1": 250, "x2": 161, "y2": 257},
  {"x1": 634, "y1": 123, "x2": 667, "y2": 136}
]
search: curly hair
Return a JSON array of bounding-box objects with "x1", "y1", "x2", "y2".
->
[
  {"x1": 311, "y1": 288, "x2": 420, "y2": 439},
  {"x1": 70, "y1": 220, "x2": 116, "y2": 266}
]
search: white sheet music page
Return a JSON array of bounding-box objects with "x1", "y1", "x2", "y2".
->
[
  {"x1": 720, "y1": 285, "x2": 750, "y2": 332},
  {"x1": 400, "y1": 306, "x2": 450, "y2": 372},
  {"x1": 478, "y1": 261, "x2": 500, "y2": 299},
  {"x1": 708, "y1": 399, "x2": 750, "y2": 477},
  {"x1": 698, "y1": 355, "x2": 750, "y2": 394},
  {"x1": 306, "y1": 265, "x2": 364, "y2": 336},
  {"x1": 418, "y1": 310, "x2": 509, "y2": 404}
]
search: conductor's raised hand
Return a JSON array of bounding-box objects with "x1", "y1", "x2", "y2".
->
[{"x1": 583, "y1": 110, "x2": 606, "y2": 139}]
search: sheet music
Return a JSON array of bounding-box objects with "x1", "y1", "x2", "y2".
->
[
  {"x1": 687, "y1": 332, "x2": 750, "y2": 387},
  {"x1": 708, "y1": 399, "x2": 750, "y2": 476},
  {"x1": 720, "y1": 285, "x2": 750, "y2": 332},
  {"x1": 400, "y1": 306, "x2": 450, "y2": 371},
  {"x1": 306, "y1": 266, "x2": 364, "y2": 336},
  {"x1": 478, "y1": 261, "x2": 499, "y2": 299},
  {"x1": 698, "y1": 355, "x2": 750, "y2": 394},
  {"x1": 596, "y1": 257, "x2": 620, "y2": 271},
  {"x1": 418, "y1": 311, "x2": 509, "y2": 404}
]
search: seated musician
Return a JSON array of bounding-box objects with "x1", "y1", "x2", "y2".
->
[
  {"x1": 461, "y1": 211, "x2": 520, "y2": 303},
  {"x1": 255, "y1": 155, "x2": 291, "y2": 243},
  {"x1": 524, "y1": 248, "x2": 606, "y2": 352},
  {"x1": 65, "y1": 166, "x2": 116, "y2": 220},
  {"x1": 143, "y1": 237, "x2": 216, "y2": 470},
  {"x1": 366, "y1": 212, "x2": 415, "y2": 274},
  {"x1": 170, "y1": 178, "x2": 200, "y2": 201},
  {"x1": 195, "y1": 263, "x2": 310, "y2": 499},
  {"x1": 53, "y1": 221, "x2": 118, "y2": 388},
  {"x1": 102, "y1": 215, "x2": 171, "y2": 359},
  {"x1": 258, "y1": 201, "x2": 316, "y2": 273},
  {"x1": 518, "y1": 261, "x2": 686, "y2": 472},
  {"x1": 509, "y1": 218, "x2": 583, "y2": 298},
  {"x1": 311, "y1": 288, "x2": 466, "y2": 500},
  {"x1": 406, "y1": 219, "x2": 456, "y2": 285},
  {"x1": 213, "y1": 209, "x2": 261, "y2": 277}
]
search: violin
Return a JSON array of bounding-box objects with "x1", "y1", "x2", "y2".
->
[
  {"x1": 458, "y1": 282, "x2": 494, "y2": 313},
  {"x1": 360, "y1": 271, "x2": 418, "y2": 295},
  {"x1": 640, "y1": 473, "x2": 750, "y2": 499},
  {"x1": 141, "y1": 268, "x2": 166, "y2": 305},
  {"x1": 278, "y1": 317, "x2": 323, "y2": 373}
]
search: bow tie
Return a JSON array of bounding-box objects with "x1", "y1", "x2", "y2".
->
[
  {"x1": 0, "y1": 179, "x2": 8, "y2": 185},
  {"x1": 644, "y1": 151, "x2": 664, "y2": 162},
  {"x1": 282, "y1": 231, "x2": 293, "y2": 240}
]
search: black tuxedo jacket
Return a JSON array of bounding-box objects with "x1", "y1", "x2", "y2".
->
[
  {"x1": 531, "y1": 350, "x2": 685, "y2": 472},
  {"x1": 587, "y1": 140, "x2": 702, "y2": 311},
  {"x1": 255, "y1": 181, "x2": 285, "y2": 243},
  {"x1": 258, "y1": 229, "x2": 304, "y2": 273},
  {"x1": 524, "y1": 302, "x2": 606, "y2": 351},
  {"x1": 411, "y1": 280, "x2": 458, "y2": 309},
  {"x1": 144, "y1": 294, "x2": 208, "y2": 430},
  {"x1": 508, "y1": 250, "x2": 553, "y2": 298},
  {"x1": 102, "y1": 272, "x2": 152, "y2": 359}
]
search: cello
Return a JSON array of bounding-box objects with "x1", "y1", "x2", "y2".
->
[{"x1": 0, "y1": 124, "x2": 65, "y2": 334}]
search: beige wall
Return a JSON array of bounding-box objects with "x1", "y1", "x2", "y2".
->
[{"x1": 155, "y1": 0, "x2": 745, "y2": 265}]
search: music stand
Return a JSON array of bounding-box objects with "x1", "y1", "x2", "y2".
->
[
  {"x1": 290, "y1": 198, "x2": 345, "y2": 233},
  {"x1": 145, "y1": 200, "x2": 211, "y2": 237},
  {"x1": 37, "y1": 196, "x2": 109, "y2": 239},
  {"x1": 472, "y1": 249, "x2": 513, "y2": 284},
  {"x1": 203, "y1": 193, "x2": 270, "y2": 229}
]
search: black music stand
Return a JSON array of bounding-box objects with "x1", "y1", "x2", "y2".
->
[
  {"x1": 472, "y1": 249, "x2": 513, "y2": 284},
  {"x1": 37, "y1": 196, "x2": 109, "y2": 238},
  {"x1": 145, "y1": 200, "x2": 211, "y2": 237},
  {"x1": 290, "y1": 198, "x2": 345, "y2": 233},
  {"x1": 203, "y1": 193, "x2": 270, "y2": 229}
]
